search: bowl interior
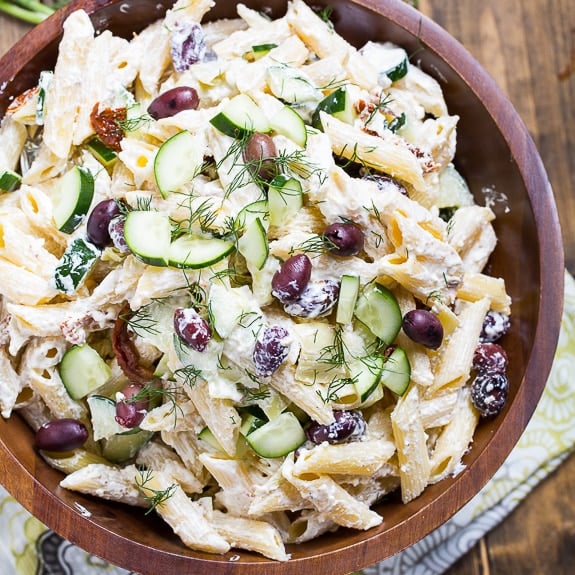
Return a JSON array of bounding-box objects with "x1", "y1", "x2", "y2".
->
[{"x1": 0, "y1": 1, "x2": 563, "y2": 574}]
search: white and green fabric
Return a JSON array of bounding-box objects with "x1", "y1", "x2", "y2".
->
[{"x1": 1, "y1": 271, "x2": 574, "y2": 575}]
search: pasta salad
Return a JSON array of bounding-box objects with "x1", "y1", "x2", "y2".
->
[{"x1": 0, "y1": 0, "x2": 512, "y2": 562}]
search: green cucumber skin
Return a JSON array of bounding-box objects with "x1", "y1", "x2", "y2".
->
[
  {"x1": 237, "y1": 217, "x2": 269, "y2": 270},
  {"x1": 0, "y1": 169, "x2": 22, "y2": 193},
  {"x1": 55, "y1": 166, "x2": 95, "y2": 234},
  {"x1": 336, "y1": 274, "x2": 360, "y2": 325},
  {"x1": 380, "y1": 346, "x2": 411, "y2": 396},
  {"x1": 102, "y1": 429, "x2": 153, "y2": 463},
  {"x1": 245, "y1": 412, "x2": 306, "y2": 458},
  {"x1": 210, "y1": 95, "x2": 271, "y2": 139},
  {"x1": 312, "y1": 87, "x2": 347, "y2": 130},
  {"x1": 54, "y1": 238, "x2": 100, "y2": 294},
  {"x1": 59, "y1": 344, "x2": 111, "y2": 400},
  {"x1": 168, "y1": 236, "x2": 235, "y2": 269}
]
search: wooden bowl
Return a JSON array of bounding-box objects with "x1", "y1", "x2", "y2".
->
[{"x1": 0, "y1": 1, "x2": 564, "y2": 573}]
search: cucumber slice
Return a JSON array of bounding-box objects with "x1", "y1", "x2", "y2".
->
[
  {"x1": 380, "y1": 346, "x2": 411, "y2": 395},
  {"x1": 267, "y1": 175, "x2": 303, "y2": 227},
  {"x1": 59, "y1": 344, "x2": 112, "y2": 400},
  {"x1": 354, "y1": 283, "x2": 402, "y2": 345},
  {"x1": 336, "y1": 274, "x2": 360, "y2": 324},
  {"x1": 210, "y1": 94, "x2": 271, "y2": 139},
  {"x1": 270, "y1": 105, "x2": 307, "y2": 148},
  {"x1": 169, "y1": 234, "x2": 235, "y2": 269},
  {"x1": 437, "y1": 163, "x2": 474, "y2": 210},
  {"x1": 235, "y1": 199, "x2": 269, "y2": 232},
  {"x1": 87, "y1": 395, "x2": 126, "y2": 441},
  {"x1": 312, "y1": 86, "x2": 357, "y2": 130},
  {"x1": 245, "y1": 411, "x2": 306, "y2": 458},
  {"x1": 102, "y1": 428, "x2": 153, "y2": 463},
  {"x1": 198, "y1": 426, "x2": 224, "y2": 452},
  {"x1": 237, "y1": 217, "x2": 268, "y2": 270},
  {"x1": 124, "y1": 210, "x2": 171, "y2": 267},
  {"x1": 0, "y1": 169, "x2": 21, "y2": 193},
  {"x1": 86, "y1": 138, "x2": 118, "y2": 170},
  {"x1": 351, "y1": 354, "x2": 384, "y2": 403},
  {"x1": 154, "y1": 130, "x2": 204, "y2": 198},
  {"x1": 380, "y1": 46, "x2": 409, "y2": 82},
  {"x1": 53, "y1": 237, "x2": 100, "y2": 294},
  {"x1": 53, "y1": 165, "x2": 95, "y2": 234}
]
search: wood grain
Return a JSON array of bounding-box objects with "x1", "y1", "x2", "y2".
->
[
  {"x1": 420, "y1": 2, "x2": 575, "y2": 573},
  {"x1": 0, "y1": 1, "x2": 572, "y2": 573}
]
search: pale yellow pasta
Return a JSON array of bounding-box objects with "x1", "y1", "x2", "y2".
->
[
  {"x1": 0, "y1": 116, "x2": 27, "y2": 172},
  {"x1": 457, "y1": 272, "x2": 512, "y2": 314},
  {"x1": 0, "y1": 348, "x2": 22, "y2": 418},
  {"x1": 390, "y1": 383, "x2": 431, "y2": 503}
]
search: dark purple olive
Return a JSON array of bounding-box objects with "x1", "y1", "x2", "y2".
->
[
  {"x1": 322, "y1": 222, "x2": 365, "y2": 256},
  {"x1": 473, "y1": 342, "x2": 508, "y2": 375},
  {"x1": 402, "y1": 309, "x2": 444, "y2": 349},
  {"x1": 34, "y1": 419, "x2": 89, "y2": 452},
  {"x1": 471, "y1": 372, "x2": 509, "y2": 417},
  {"x1": 271, "y1": 254, "x2": 312, "y2": 303},
  {"x1": 253, "y1": 325, "x2": 291, "y2": 377},
  {"x1": 108, "y1": 214, "x2": 130, "y2": 253},
  {"x1": 479, "y1": 310, "x2": 511, "y2": 343},
  {"x1": 305, "y1": 410, "x2": 366, "y2": 445},
  {"x1": 147, "y1": 86, "x2": 200, "y2": 120},
  {"x1": 170, "y1": 22, "x2": 206, "y2": 72},
  {"x1": 174, "y1": 307, "x2": 212, "y2": 352},
  {"x1": 242, "y1": 132, "x2": 278, "y2": 181},
  {"x1": 86, "y1": 199, "x2": 121, "y2": 248},
  {"x1": 115, "y1": 383, "x2": 149, "y2": 428},
  {"x1": 283, "y1": 279, "x2": 340, "y2": 319}
]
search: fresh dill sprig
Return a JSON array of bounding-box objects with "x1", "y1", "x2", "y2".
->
[
  {"x1": 173, "y1": 363, "x2": 203, "y2": 389},
  {"x1": 171, "y1": 195, "x2": 220, "y2": 237},
  {"x1": 241, "y1": 383, "x2": 271, "y2": 402},
  {"x1": 117, "y1": 113, "x2": 154, "y2": 133},
  {"x1": 316, "y1": 375, "x2": 354, "y2": 404},
  {"x1": 120, "y1": 304, "x2": 160, "y2": 337},
  {"x1": 135, "y1": 468, "x2": 177, "y2": 515},
  {"x1": 317, "y1": 325, "x2": 348, "y2": 370}
]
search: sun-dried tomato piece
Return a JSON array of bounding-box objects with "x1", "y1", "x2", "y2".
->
[
  {"x1": 112, "y1": 303, "x2": 154, "y2": 385},
  {"x1": 90, "y1": 104, "x2": 127, "y2": 152}
]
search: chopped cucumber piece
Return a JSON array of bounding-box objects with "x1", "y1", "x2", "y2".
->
[
  {"x1": 36, "y1": 70, "x2": 53, "y2": 125},
  {"x1": 59, "y1": 344, "x2": 112, "y2": 400},
  {"x1": 436, "y1": 163, "x2": 474, "y2": 210},
  {"x1": 86, "y1": 138, "x2": 118, "y2": 170},
  {"x1": 53, "y1": 237, "x2": 100, "y2": 294},
  {"x1": 87, "y1": 395, "x2": 126, "y2": 441},
  {"x1": 198, "y1": 426, "x2": 225, "y2": 452},
  {"x1": 266, "y1": 65, "x2": 323, "y2": 107},
  {"x1": 336, "y1": 274, "x2": 360, "y2": 324},
  {"x1": 312, "y1": 86, "x2": 357, "y2": 130},
  {"x1": 235, "y1": 199, "x2": 269, "y2": 232},
  {"x1": 102, "y1": 428, "x2": 153, "y2": 463},
  {"x1": 168, "y1": 235, "x2": 235, "y2": 269},
  {"x1": 351, "y1": 354, "x2": 384, "y2": 403},
  {"x1": 154, "y1": 130, "x2": 204, "y2": 198},
  {"x1": 245, "y1": 411, "x2": 306, "y2": 458},
  {"x1": 380, "y1": 346, "x2": 411, "y2": 395},
  {"x1": 354, "y1": 283, "x2": 402, "y2": 345},
  {"x1": 243, "y1": 43, "x2": 278, "y2": 61},
  {"x1": 267, "y1": 175, "x2": 303, "y2": 227},
  {"x1": 52, "y1": 165, "x2": 95, "y2": 234},
  {"x1": 210, "y1": 94, "x2": 271, "y2": 138},
  {"x1": 237, "y1": 217, "x2": 268, "y2": 270},
  {"x1": 123, "y1": 210, "x2": 171, "y2": 267},
  {"x1": 380, "y1": 46, "x2": 409, "y2": 82},
  {"x1": 270, "y1": 105, "x2": 307, "y2": 148},
  {"x1": 0, "y1": 169, "x2": 21, "y2": 193}
]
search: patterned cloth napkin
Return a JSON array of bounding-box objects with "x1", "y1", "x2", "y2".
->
[{"x1": 1, "y1": 271, "x2": 574, "y2": 575}]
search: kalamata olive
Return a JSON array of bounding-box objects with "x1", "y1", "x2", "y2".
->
[
  {"x1": 253, "y1": 325, "x2": 291, "y2": 377},
  {"x1": 479, "y1": 310, "x2": 511, "y2": 343},
  {"x1": 284, "y1": 279, "x2": 340, "y2": 319},
  {"x1": 34, "y1": 419, "x2": 89, "y2": 452},
  {"x1": 473, "y1": 342, "x2": 508, "y2": 375},
  {"x1": 170, "y1": 22, "x2": 206, "y2": 72},
  {"x1": 271, "y1": 254, "x2": 312, "y2": 303},
  {"x1": 305, "y1": 410, "x2": 366, "y2": 445},
  {"x1": 147, "y1": 86, "x2": 200, "y2": 120},
  {"x1": 402, "y1": 309, "x2": 444, "y2": 349},
  {"x1": 471, "y1": 372, "x2": 509, "y2": 417},
  {"x1": 322, "y1": 222, "x2": 365, "y2": 256},
  {"x1": 108, "y1": 214, "x2": 130, "y2": 253},
  {"x1": 86, "y1": 199, "x2": 121, "y2": 248},
  {"x1": 115, "y1": 383, "x2": 149, "y2": 428},
  {"x1": 174, "y1": 307, "x2": 212, "y2": 352},
  {"x1": 242, "y1": 132, "x2": 278, "y2": 181}
]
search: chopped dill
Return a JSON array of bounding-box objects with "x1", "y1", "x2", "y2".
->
[{"x1": 135, "y1": 468, "x2": 177, "y2": 515}]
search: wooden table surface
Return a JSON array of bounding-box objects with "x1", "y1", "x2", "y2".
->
[{"x1": 0, "y1": 1, "x2": 573, "y2": 574}]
